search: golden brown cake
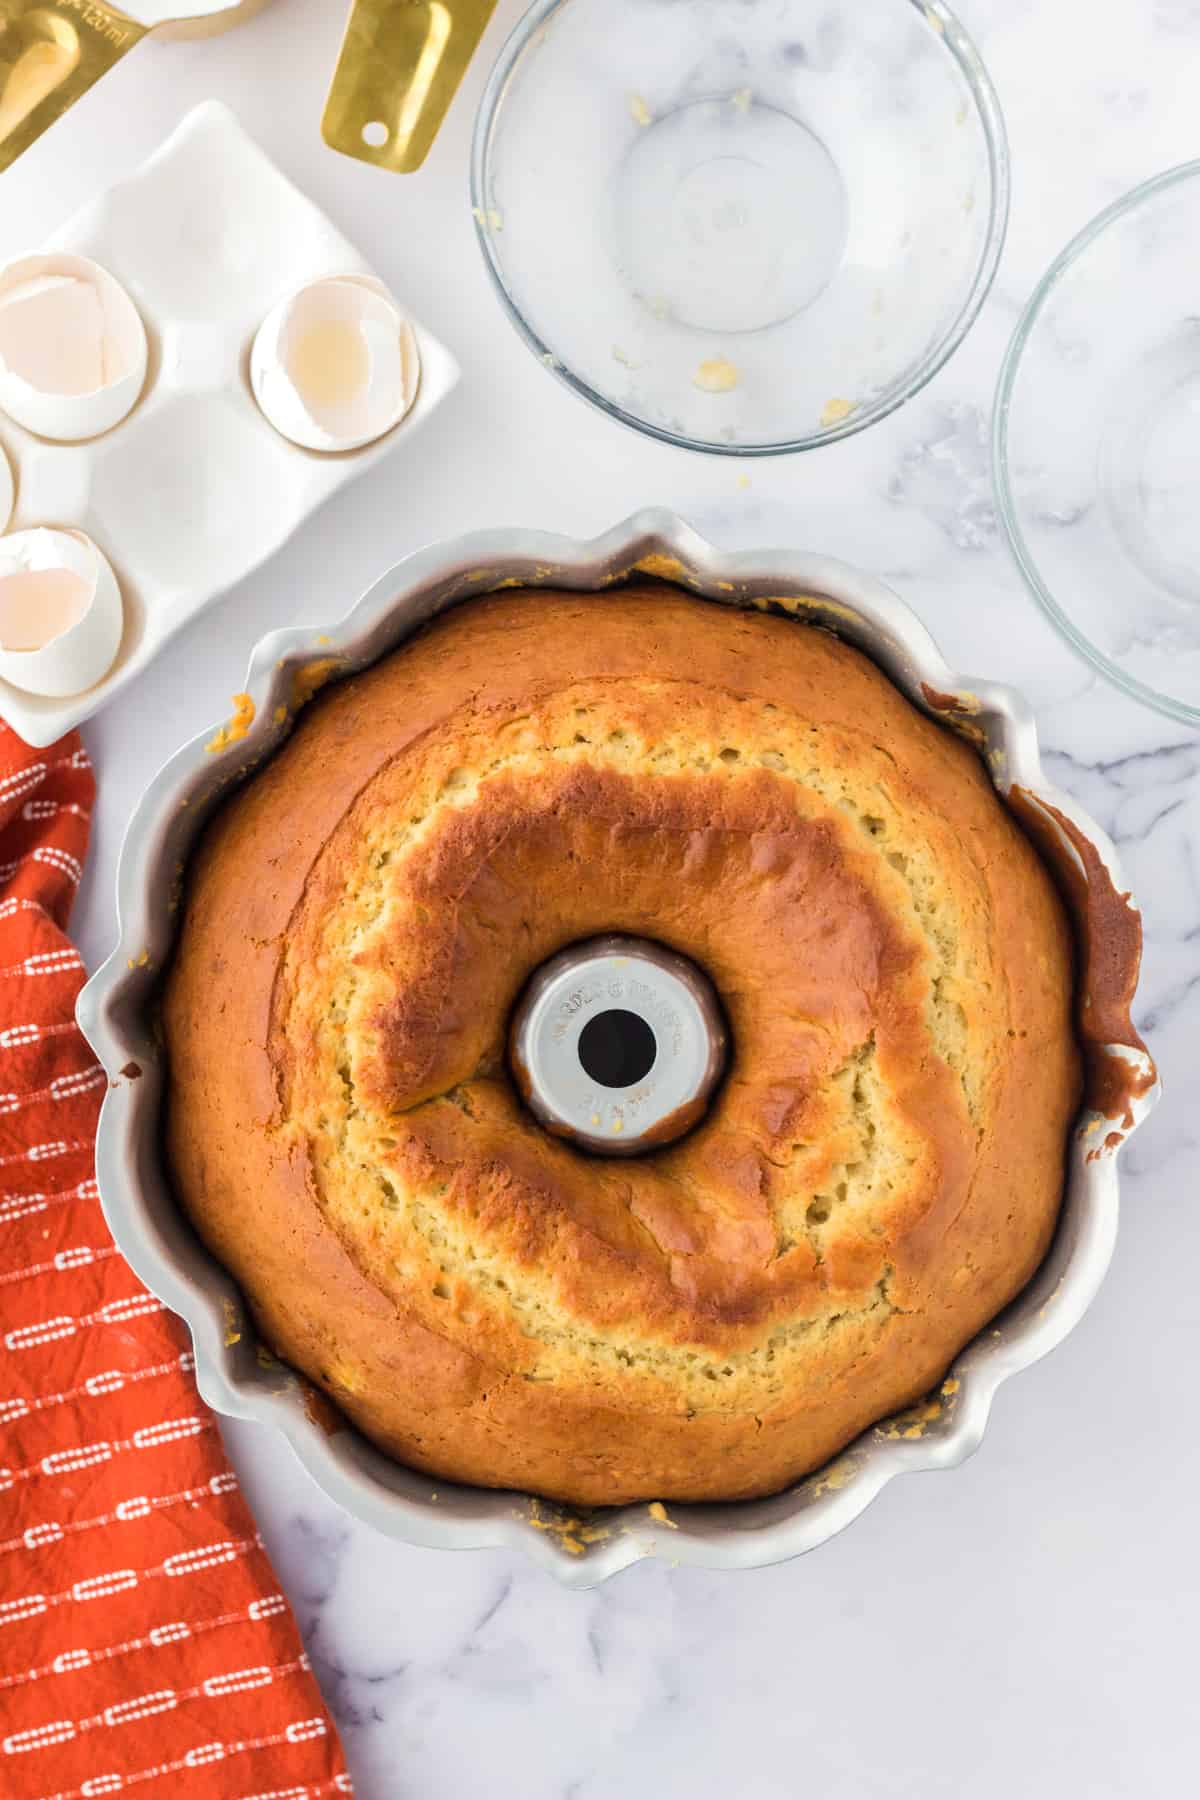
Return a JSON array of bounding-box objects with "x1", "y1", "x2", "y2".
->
[{"x1": 164, "y1": 587, "x2": 1080, "y2": 1505}]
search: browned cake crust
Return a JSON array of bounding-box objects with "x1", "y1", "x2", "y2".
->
[{"x1": 164, "y1": 588, "x2": 1081, "y2": 1505}]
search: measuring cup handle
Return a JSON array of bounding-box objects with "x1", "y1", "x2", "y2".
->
[{"x1": 322, "y1": 0, "x2": 499, "y2": 174}]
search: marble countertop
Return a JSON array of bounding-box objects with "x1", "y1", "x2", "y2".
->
[{"x1": 3, "y1": 1, "x2": 1196, "y2": 1793}]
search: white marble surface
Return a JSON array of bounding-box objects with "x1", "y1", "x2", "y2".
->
[{"x1": 3, "y1": 1, "x2": 1197, "y2": 1794}]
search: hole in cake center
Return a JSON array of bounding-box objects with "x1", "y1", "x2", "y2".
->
[{"x1": 577, "y1": 1008, "x2": 657, "y2": 1089}]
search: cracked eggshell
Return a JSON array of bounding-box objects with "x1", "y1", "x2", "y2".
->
[
  {"x1": 0, "y1": 528, "x2": 123, "y2": 697},
  {"x1": 0, "y1": 254, "x2": 148, "y2": 442},
  {"x1": 250, "y1": 274, "x2": 420, "y2": 453},
  {"x1": 0, "y1": 442, "x2": 11, "y2": 532}
]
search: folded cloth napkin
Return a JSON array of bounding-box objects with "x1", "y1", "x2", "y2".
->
[{"x1": 0, "y1": 723, "x2": 350, "y2": 1797}]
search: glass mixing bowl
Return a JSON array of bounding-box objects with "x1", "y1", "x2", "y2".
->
[
  {"x1": 994, "y1": 161, "x2": 1200, "y2": 725},
  {"x1": 471, "y1": 0, "x2": 1007, "y2": 455}
]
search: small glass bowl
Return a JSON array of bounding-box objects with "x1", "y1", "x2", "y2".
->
[
  {"x1": 471, "y1": 0, "x2": 1008, "y2": 456},
  {"x1": 995, "y1": 161, "x2": 1200, "y2": 725}
]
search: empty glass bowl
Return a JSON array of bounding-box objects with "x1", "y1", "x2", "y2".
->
[
  {"x1": 471, "y1": 0, "x2": 1008, "y2": 455},
  {"x1": 995, "y1": 161, "x2": 1200, "y2": 725}
]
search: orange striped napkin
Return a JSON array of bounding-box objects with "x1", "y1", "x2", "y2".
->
[{"x1": 0, "y1": 721, "x2": 351, "y2": 1797}]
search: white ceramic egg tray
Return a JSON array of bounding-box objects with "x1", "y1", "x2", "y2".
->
[{"x1": 0, "y1": 101, "x2": 459, "y2": 748}]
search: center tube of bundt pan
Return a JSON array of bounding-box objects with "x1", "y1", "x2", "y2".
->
[{"x1": 508, "y1": 934, "x2": 728, "y2": 1156}]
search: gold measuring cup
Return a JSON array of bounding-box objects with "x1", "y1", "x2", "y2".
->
[
  {"x1": 322, "y1": 0, "x2": 498, "y2": 173},
  {"x1": 0, "y1": 1, "x2": 272, "y2": 173},
  {"x1": 2, "y1": 0, "x2": 500, "y2": 179}
]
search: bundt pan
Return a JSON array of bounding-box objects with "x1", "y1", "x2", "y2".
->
[{"x1": 77, "y1": 512, "x2": 1158, "y2": 1587}]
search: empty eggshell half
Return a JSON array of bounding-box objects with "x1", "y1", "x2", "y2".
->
[
  {"x1": 250, "y1": 274, "x2": 420, "y2": 453},
  {"x1": 0, "y1": 527, "x2": 123, "y2": 697},
  {"x1": 0, "y1": 442, "x2": 12, "y2": 532},
  {"x1": 0, "y1": 253, "x2": 148, "y2": 442}
]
